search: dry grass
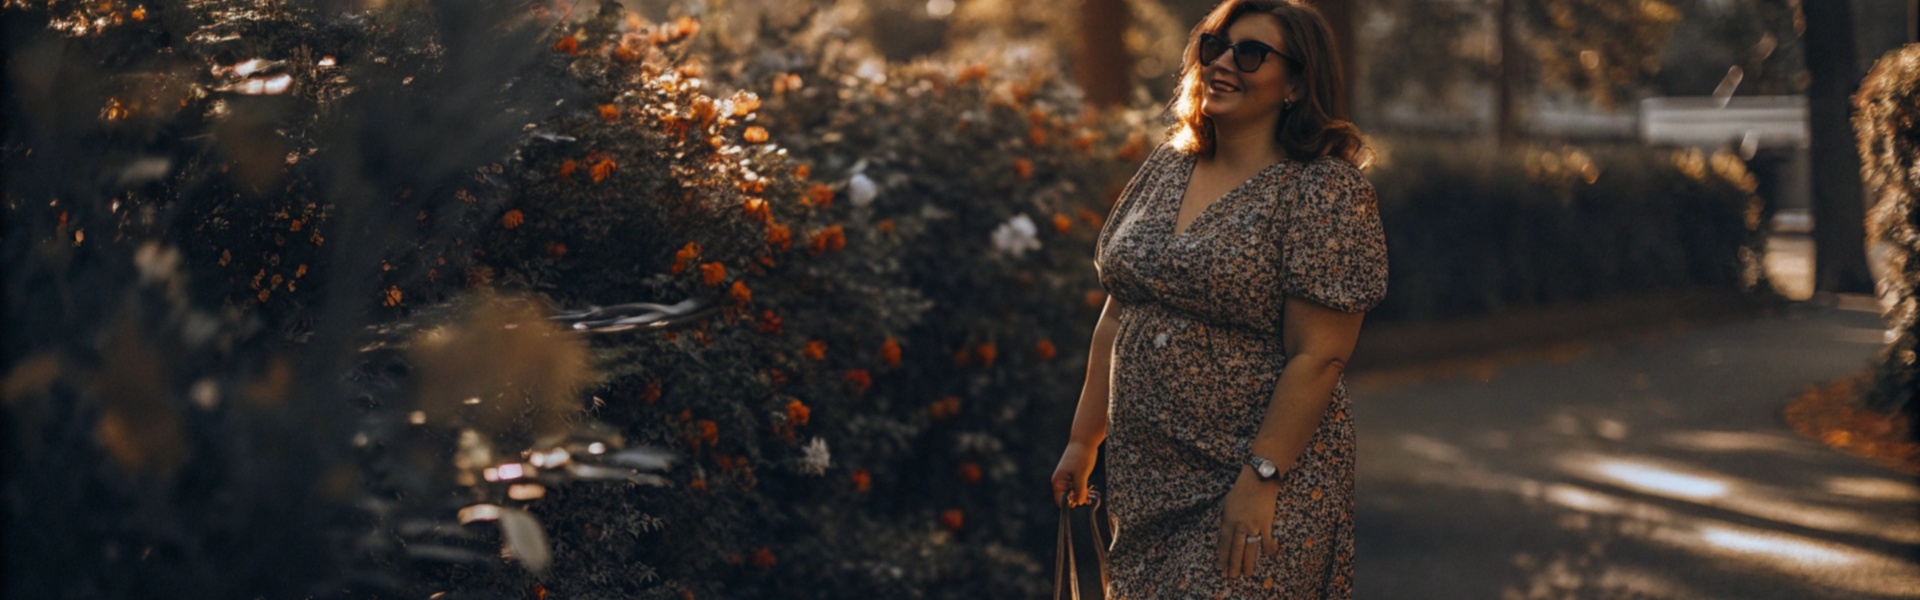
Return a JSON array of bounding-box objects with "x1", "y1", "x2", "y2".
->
[{"x1": 1783, "y1": 372, "x2": 1920, "y2": 476}]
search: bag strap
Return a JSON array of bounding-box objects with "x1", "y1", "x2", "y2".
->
[{"x1": 1056, "y1": 489, "x2": 1112, "y2": 600}]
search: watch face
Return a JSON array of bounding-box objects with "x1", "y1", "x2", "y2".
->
[{"x1": 1254, "y1": 459, "x2": 1276, "y2": 478}]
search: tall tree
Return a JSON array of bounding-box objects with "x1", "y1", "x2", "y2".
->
[
  {"x1": 1077, "y1": 0, "x2": 1133, "y2": 108},
  {"x1": 1314, "y1": 0, "x2": 1359, "y2": 118},
  {"x1": 1802, "y1": 0, "x2": 1885, "y2": 295}
]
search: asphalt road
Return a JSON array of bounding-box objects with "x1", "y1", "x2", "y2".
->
[{"x1": 1350, "y1": 295, "x2": 1920, "y2": 599}]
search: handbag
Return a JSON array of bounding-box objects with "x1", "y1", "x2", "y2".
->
[{"x1": 1055, "y1": 487, "x2": 1115, "y2": 600}]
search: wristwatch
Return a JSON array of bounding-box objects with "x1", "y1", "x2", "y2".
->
[{"x1": 1247, "y1": 454, "x2": 1281, "y2": 481}]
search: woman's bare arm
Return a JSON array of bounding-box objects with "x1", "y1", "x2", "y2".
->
[
  {"x1": 1066, "y1": 295, "x2": 1126, "y2": 450},
  {"x1": 1245, "y1": 296, "x2": 1365, "y2": 476}
]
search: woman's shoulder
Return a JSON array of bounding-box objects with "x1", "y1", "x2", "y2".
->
[{"x1": 1300, "y1": 154, "x2": 1368, "y2": 185}]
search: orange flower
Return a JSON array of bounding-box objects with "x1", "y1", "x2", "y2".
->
[
  {"x1": 1074, "y1": 131, "x2": 1096, "y2": 153},
  {"x1": 807, "y1": 225, "x2": 846, "y2": 255},
  {"x1": 767, "y1": 223, "x2": 792, "y2": 251},
  {"x1": 501, "y1": 209, "x2": 525, "y2": 229},
  {"x1": 700, "y1": 262, "x2": 726, "y2": 286},
  {"x1": 613, "y1": 43, "x2": 642, "y2": 63},
  {"x1": 844, "y1": 369, "x2": 871, "y2": 395},
  {"x1": 731, "y1": 92, "x2": 761, "y2": 116},
  {"x1": 383, "y1": 286, "x2": 403, "y2": 307},
  {"x1": 802, "y1": 340, "x2": 827, "y2": 361},
  {"x1": 765, "y1": 368, "x2": 788, "y2": 386},
  {"x1": 1076, "y1": 207, "x2": 1104, "y2": 228},
  {"x1": 729, "y1": 280, "x2": 751, "y2": 303},
  {"x1": 772, "y1": 72, "x2": 804, "y2": 96},
  {"x1": 850, "y1": 469, "x2": 872, "y2": 493},
  {"x1": 679, "y1": 409, "x2": 693, "y2": 422},
  {"x1": 558, "y1": 159, "x2": 578, "y2": 180},
  {"x1": 930, "y1": 395, "x2": 962, "y2": 420},
  {"x1": 786, "y1": 399, "x2": 810, "y2": 426},
  {"x1": 940, "y1": 509, "x2": 964, "y2": 531},
  {"x1": 757, "y1": 310, "x2": 784, "y2": 335},
  {"x1": 956, "y1": 63, "x2": 989, "y2": 85},
  {"x1": 877, "y1": 219, "x2": 895, "y2": 234},
  {"x1": 806, "y1": 183, "x2": 834, "y2": 208},
  {"x1": 1028, "y1": 126, "x2": 1048, "y2": 147},
  {"x1": 545, "y1": 241, "x2": 568, "y2": 258},
  {"x1": 1036, "y1": 338, "x2": 1056, "y2": 361},
  {"x1": 1012, "y1": 158, "x2": 1033, "y2": 179},
  {"x1": 880, "y1": 338, "x2": 901, "y2": 368},
  {"x1": 959, "y1": 462, "x2": 982, "y2": 484},
  {"x1": 743, "y1": 126, "x2": 769, "y2": 144},
  {"x1": 743, "y1": 198, "x2": 771, "y2": 223},
  {"x1": 553, "y1": 35, "x2": 579, "y2": 54},
  {"x1": 641, "y1": 380, "x2": 662, "y2": 404},
  {"x1": 690, "y1": 477, "x2": 708, "y2": 492},
  {"x1": 1051, "y1": 213, "x2": 1071, "y2": 233},
  {"x1": 793, "y1": 165, "x2": 811, "y2": 180},
  {"x1": 598, "y1": 104, "x2": 620, "y2": 122},
  {"x1": 975, "y1": 342, "x2": 997, "y2": 367},
  {"x1": 696, "y1": 419, "x2": 719, "y2": 447},
  {"x1": 672, "y1": 241, "x2": 702, "y2": 275},
  {"x1": 690, "y1": 96, "x2": 716, "y2": 125},
  {"x1": 590, "y1": 158, "x2": 617, "y2": 183},
  {"x1": 131, "y1": 6, "x2": 146, "y2": 20},
  {"x1": 670, "y1": 16, "x2": 701, "y2": 42}
]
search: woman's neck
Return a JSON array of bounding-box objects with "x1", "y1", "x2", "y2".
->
[{"x1": 1208, "y1": 116, "x2": 1284, "y2": 171}]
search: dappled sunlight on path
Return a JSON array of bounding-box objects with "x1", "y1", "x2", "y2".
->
[{"x1": 1352, "y1": 297, "x2": 1919, "y2": 599}]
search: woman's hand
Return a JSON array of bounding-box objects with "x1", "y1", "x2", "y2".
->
[
  {"x1": 1050, "y1": 441, "x2": 1099, "y2": 507},
  {"x1": 1216, "y1": 467, "x2": 1283, "y2": 579}
]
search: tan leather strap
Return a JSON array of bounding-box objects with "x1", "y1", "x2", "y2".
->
[{"x1": 1056, "y1": 489, "x2": 1112, "y2": 600}]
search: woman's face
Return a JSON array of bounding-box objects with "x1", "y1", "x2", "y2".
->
[{"x1": 1199, "y1": 13, "x2": 1296, "y2": 124}]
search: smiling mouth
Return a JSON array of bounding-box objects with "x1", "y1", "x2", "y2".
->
[{"x1": 1208, "y1": 80, "x2": 1240, "y2": 94}]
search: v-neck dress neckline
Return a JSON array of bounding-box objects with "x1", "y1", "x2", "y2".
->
[{"x1": 1168, "y1": 150, "x2": 1291, "y2": 238}]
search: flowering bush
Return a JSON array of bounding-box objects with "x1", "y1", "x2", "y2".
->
[{"x1": 1854, "y1": 46, "x2": 1920, "y2": 427}]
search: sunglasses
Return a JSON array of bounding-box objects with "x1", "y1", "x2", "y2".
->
[{"x1": 1198, "y1": 32, "x2": 1298, "y2": 73}]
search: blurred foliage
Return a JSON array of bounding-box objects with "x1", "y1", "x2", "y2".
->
[
  {"x1": 1367, "y1": 137, "x2": 1772, "y2": 321},
  {"x1": 1364, "y1": 0, "x2": 1807, "y2": 116},
  {"x1": 1853, "y1": 44, "x2": 1920, "y2": 426}
]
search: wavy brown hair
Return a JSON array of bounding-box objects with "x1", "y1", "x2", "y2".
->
[{"x1": 1167, "y1": 0, "x2": 1369, "y2": 167}]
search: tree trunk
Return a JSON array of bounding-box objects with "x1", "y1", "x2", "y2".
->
[
  {"x1": 1802, "y1": 0, "x2": 1877, "y2": 294},
  {"x1": 1313, "y1": 0, "x2": 1358, "y2": 119},
  {"x1": 1076, "y1": 0, "x2": 1133, "y2": 109},
  {"x1": 1495, "y1": 0, "x2": 1520, "y2": 145}
]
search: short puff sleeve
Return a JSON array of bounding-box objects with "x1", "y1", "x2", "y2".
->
[{"x1": 1279, "y1": 158, "x2": 1389, "y2": 313}]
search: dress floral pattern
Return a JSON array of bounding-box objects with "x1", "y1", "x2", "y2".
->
[{"x1": 1092, "y1": 142, "x2": 1388, "y2": 599}]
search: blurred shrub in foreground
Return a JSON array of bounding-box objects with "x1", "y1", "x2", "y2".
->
[
  {"x1": 1854, "y1": 45, "x2": 1920, "y2": 427},
  {"x1": 1366, "y1": 138, "x2": 1773, "y2": 323}
]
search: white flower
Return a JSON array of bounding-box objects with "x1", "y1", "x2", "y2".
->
[
  {"x1": 849, "y1": 173, "x2": 878, "y2": 207},
  {"x1": 799, "y1": 437, "x2": 831, "y2": 476},
  {"x1": 991, "y1": 213, "x2": 1042, "y2": 257}
]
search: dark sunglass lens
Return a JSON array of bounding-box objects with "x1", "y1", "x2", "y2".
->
[
  {"x1": 1199, "y1": 36, "x2": 1226, "y2": 65},
  {"x1": 1235, "y1": 42, "x2": 1266, "y2": 72}
]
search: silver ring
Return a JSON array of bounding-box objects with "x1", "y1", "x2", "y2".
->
[{"x1": 1244, "y1": 534, "x2": 1261, "y2": 543}]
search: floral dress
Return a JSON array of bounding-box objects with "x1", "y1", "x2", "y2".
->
[{"x1": 1092, "y1": 142, "x2": 1388, "y2": 599}]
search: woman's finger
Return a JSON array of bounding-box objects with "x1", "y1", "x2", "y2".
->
[
  {"x1": 1264, "y1": 528, "x2": 1280, "y2": 557},
  {"x1": 1239, "y1": 529, "x2": 1257, "y2": 577},
  {"x1": 1226, "y1": 524, "x2": 1247, "y2": 578}
]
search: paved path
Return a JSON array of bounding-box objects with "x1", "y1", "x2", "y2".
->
[{"x1": 1351, "y1": 296, "x2": 1920, "y2": 599}]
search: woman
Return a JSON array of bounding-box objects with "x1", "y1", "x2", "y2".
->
[{"x1": 1049, "y1": 1, "x2": 1386, "y2": 598}]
